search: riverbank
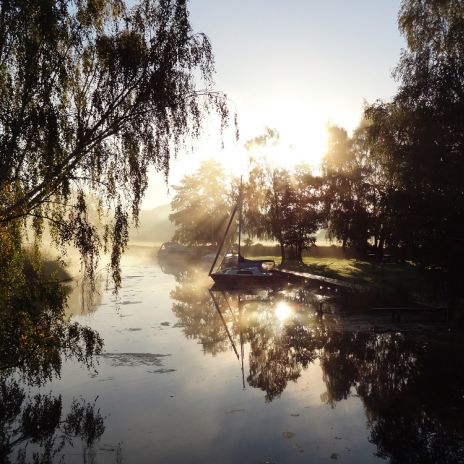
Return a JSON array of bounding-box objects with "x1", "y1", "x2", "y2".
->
[{"x1": 249, "y1": 255, "x2": 443, "y2": 308}]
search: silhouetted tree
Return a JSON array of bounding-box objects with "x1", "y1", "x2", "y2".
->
[
  {"x1": 359, "y1": 0, "x2": 464, "y2": 300},
  {"x1": 0, "y1": 0, "x2": 230, "y2": 291},
  {"x1": 245, "y1": 157, "x2": 323, "y2": 262},
  {"x1": 242, "y1": 129, "x2": 284, "y2": 254},
  {"x1": 322, "y1": 125, "x2": 373, "y2": 253},
  {"x1": 279, "y1": 168, "x2": 325, "y2": 262}
]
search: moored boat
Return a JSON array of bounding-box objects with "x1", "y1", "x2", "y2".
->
[
  {"x1": 208, "y1": 182, "x2": 287, "y2": 288},
  {"x1": 158, "y1": 241, "x2": 195, "y2": 258},
  {"x1": 210, "y1": 268, "x2": 287, "y2": 288}
]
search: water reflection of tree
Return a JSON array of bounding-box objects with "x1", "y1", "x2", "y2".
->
[
  {"x1": 0, "y1": 280, "x2": 103, "y2": 384},
  {"x1": 64, "y1": 275, "x2": 104, "y2": 317},
  {"x1": 170, "y1": 266, "x2": 232, "y2": 355},
  {"x1": 319, "y1": 331, "x2": 367, "y2": 405},
  {"x1": 320, "y1": 331, "x2": 464, "y2": 463},
  {"x1": 250, "y1": 320, "x2": 464, "y2": 461},
  {"x1": 172, "y1": 275, "x2": 464, "y2": 461},
  {"x1": 171, "y1": 279, "x2": 325, "y2": 400},
  {"x1": 0, "y1": 379, "x2": 105, "y2": 464},
  {"x1": 245, "y1": 309, "x2": 320, "y2": 402},
  {"x1": 0, "y1": 264, "x2": 107, "y2": 463}
]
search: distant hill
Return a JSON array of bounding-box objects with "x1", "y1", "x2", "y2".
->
[{"x1": 129, "y1": 203, "x2": 174, "y2": 245}]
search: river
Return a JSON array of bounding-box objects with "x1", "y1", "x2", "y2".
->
[{"x1": 6, "y1": 247, "x2": 464, "y2": 463}]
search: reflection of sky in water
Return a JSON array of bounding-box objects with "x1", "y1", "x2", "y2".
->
[{"x1": 16, "y1": 251, "x2": 458, "y2": 463}]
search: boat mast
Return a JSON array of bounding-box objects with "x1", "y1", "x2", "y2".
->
[{"x1": 238, "y1": 176, "x2": 243, "y2": 258}]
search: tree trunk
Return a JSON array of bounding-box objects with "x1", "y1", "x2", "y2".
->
[
  {"x1": 377, "y1": 235, "x2": 385, "y2": 262},
  {"x1": 342, "y1": 236, "x2": 347, "y2": 249},
  {"x1": 296, "y1": 243, "x2": 303, "y2": 263},
  {"x1": 280, "y1": 241, "x2": 285, "y2": 264}
]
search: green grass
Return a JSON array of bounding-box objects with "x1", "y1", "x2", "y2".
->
[
  {"x1": 254, "y1": 255, "x2": 429, "y2": 304},
  {"x1": 309, "y1": 258, "x2": 421, "y2": 294}
]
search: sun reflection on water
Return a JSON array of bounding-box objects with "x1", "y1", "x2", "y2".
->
[{"x1": 275, "y1": 301, "x2": 293, "y2": 322}]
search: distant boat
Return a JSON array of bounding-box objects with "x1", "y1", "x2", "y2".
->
[
  {"x1": 158, "y1": 242, "x2": 195, "y2": 258},
  {"x1": 208, "y1": 182, "x2": 285, "y2": 288}
]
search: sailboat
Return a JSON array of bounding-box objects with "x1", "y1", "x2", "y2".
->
[{"x1": 208, "y1": 183, "x2": 286, "y2": 288}]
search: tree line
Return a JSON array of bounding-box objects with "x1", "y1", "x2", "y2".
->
[
  {"x1": 170, "y1": 0, "x2": 464, "y2": 278},
  {"x1": 0, "y1": 0, "x2": 462, "y2": 293}
]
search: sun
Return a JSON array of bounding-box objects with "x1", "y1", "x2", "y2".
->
[
  {"x1": 141, "y1": 107, "x2": 330, "y2": 209},
  {"x1": 237, "y1": 111, "x2": 329, "y2": 172},
  {"x1": 281, "y1": 111, "x2": 329, "y2": 169}
]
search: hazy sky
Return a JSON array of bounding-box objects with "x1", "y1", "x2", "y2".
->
[{"x1": 142, "y1": 0, "x2": 405, "y2": 209}]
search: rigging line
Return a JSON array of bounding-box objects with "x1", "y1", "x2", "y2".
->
[
  {"x1": 238, "y1": 176, "x2": 243, "y2": 258},
  {"x1": 224, "y1": 292, "x2": 238, "y2": 324},
  {"x1": 208, "y1": 202, "x2": 238, "y2": 276}
]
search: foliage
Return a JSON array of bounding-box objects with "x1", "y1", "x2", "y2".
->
[
  {"x1": 0, "y1": 0, "x2": 230, "y2": 290},
  {"x1": 278, "y1": 169, "x2": 325, "y2": 261},
  {"x1": 321, "y1": 0, "x2": 464, "y2": 279},
  {"x1": 323, "y1": 122, "x2": 401, "y2": 256},
  {"x1": 363, "y1": 0, "x2": 464, "y2": 263},
  {"x1": 1, "y1": 382, "x2": 105, "y2": 464},
  {"x1": 0, "y1": 245, "x2": 105, "y2": 462},
  {"x1": 245, "y1": 157, "x2": 324, "y2": 262},
  {"x1": 0, "y1": 224, "x2": 103, "y2": 384},
  {"x1": 241, "y1": 129, "x2": 326, "y2": 262},
  {"x1": 169, "y1": 161, "x2": 232, "y2": 246},
  {"x1": 322, "y1": 126, "x2": 371, "y2": 251}
]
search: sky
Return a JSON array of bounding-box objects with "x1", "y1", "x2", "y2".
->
[{"x1": 142, "y1": 0, "x2": 405, "y2": 209}]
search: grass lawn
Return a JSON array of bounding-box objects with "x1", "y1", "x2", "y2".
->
[
  {"x1": 300, "y1": 257, "x2": 418, "y2": 288},
  {"x1": 254, "y1": 255, "x2": 432, "y2": 303}
]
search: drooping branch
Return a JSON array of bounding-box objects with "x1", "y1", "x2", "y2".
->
[{"x1": 0, "y1": 0, "x2": 233, "y2": 292}]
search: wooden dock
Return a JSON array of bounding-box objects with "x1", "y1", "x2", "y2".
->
[{"x1": 277, "y1": 268, "x2": 367, "y2": 292}]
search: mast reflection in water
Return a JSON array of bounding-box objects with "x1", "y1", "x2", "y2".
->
[{"x1": 169, "y1": 262, "x2": 464, "y2": 464}]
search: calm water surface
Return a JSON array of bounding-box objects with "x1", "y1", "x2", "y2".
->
[{"x1": 8, "y1": 249, "x2": 464, "y2": 463}]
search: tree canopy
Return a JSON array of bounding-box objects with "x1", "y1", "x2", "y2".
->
[
  {"x1": 0, "y1": 0, "x2": 230, "y2": 289},
  {"x1": 364, "y1": 0, "x2": 464, "y2": 266},
  {"x1": 243, "y1": 131, "x2": 324, "y2": 263},
  {"x1": 320, "y1": 0, "x2": 464, "y2": 272},
  {"x1": 169, "y1": 161, "x2": 232, "y2": 246}
]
